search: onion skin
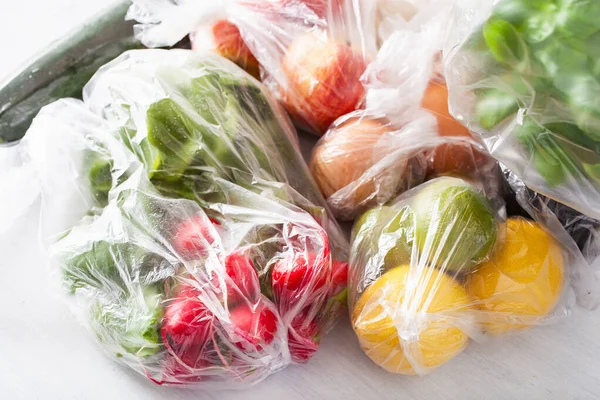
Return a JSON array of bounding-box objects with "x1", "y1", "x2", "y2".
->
[{"x1": 310, "y1": 117, "x2": 393, "y2": 206}]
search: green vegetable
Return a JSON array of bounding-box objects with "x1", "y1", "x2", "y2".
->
[
  {"x1": 91, "y1": 285, "x2": 164, "y2": 357},
  {"x1": 63, "y1": 241, "x2": 174, "y2": 294},
  {"x1": 468, "y1": 0, "x2": 600, "y2": 187}
]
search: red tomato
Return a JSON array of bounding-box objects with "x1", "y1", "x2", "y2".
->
[
  {"x1": 288, "y1": 310, "x2": 320, "y2": 362},
  {"x1": 213, "y1": 252, "x2": 260, "y2": 307},
  {"x1": 161, "y1": 284, "x2": 216, "y2": 368},
  {"x1": 272, "y1": 251, "x2": 331, "y2": 308},
  {"x1": 172, "y1": 216, "x2": 220, "y2": 260},
  {"x1": 229, "y1": 299, "x2": 279, "y2": 351}
]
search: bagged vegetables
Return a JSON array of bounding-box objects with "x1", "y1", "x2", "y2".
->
[
  {"x1": 445, "y1": 0, "x2": 600, "y2": 220},
  {"x1": 12, "y1": 49, "x2": 348, "y2": 388}
]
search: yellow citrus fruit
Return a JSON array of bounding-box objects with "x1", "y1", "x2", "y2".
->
[
  {"x1": 352, "y1": 265, "x2": 473, "y2": 375},
  {"x1": 465, "y1": 217, "x2": 565, "y2": 335}
]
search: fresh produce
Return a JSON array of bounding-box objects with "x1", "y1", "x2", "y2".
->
[
  {"x1": 349, "y1": 176, "x2": 501, "y2": 375},
  {"x1": 466, "y1": 217, "x2": 565, "y2": 335},
  {"x1": 309, "y1": 115, "x2": 418, "y2": 217},
  {"x1": 20, "y1": 49, "x2": 348, "y2": 388},
  {"x1": 191, "y1": 20, "x2": 260, "y2": 79},
  {"x1": 446, "y1": 0, "x2": 600, "y2": 219},
  {"x1": 411, "y1": 177, "x2": 498, "y2": 272},
  {"x1": 352, "y1": 205, "x2": 414, "y2": 271},
  {"x1": 84, "y1": 49, "x2": 333, "y2": 218},
  {"x1": 421, "y1": 81, "x2": 470, "y2": 137},
  {"x1": 352, "y1": 265, "x2": 473, "y2": 375},
  {"x1": 282, "y1": 31, "x2": 367, "y2": 135}
]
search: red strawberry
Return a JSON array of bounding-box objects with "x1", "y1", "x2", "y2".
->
[
  {"x1": 172, "y1": 216, "x2": 220, "y2": 260},
  {"x1": 229, "y1": 299, "x2": 279, "y2": 352},
  {"x1": 288, "y1": 310, "x2": 320, "y2": 362},
  {"x1": 272, "y1": 251, "x2": 331, "y2": 309}
]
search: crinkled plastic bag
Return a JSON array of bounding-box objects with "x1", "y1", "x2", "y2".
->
[
  {"x1": 445, "y1": 0, "x2": 600, "y2": 220},
  {"x1": 9, "y1": 50, "x2": 349, "y2": 388},
  {"x1": 349, "y1": 172, "x2": 599, "y2": 376},
  {"x1": 308, "y1": 6, "x2": 501, "y2": 221},
  {"x1": 128, "y1": 0, "x2": 380, "y2": 136}
]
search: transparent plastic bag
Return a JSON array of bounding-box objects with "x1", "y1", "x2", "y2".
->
[
  {"x1": 82, "y1": 49, "x2": 346, "y2": 253},
  {"x1": 308, "y1": 16, "x2": 501, "y2": 221},
  {"x1": 128, "y1": 0, "x2": 378, "y2": 136},
  {"x1": 349, "y1": 173, "x2": 599, "y2": 376},
  {"x1": 10, "y1": 50, "x2": 349, "y2": 388},
  {"x1": 445, "y1": 0, "x2": 600, "y2": 220}
]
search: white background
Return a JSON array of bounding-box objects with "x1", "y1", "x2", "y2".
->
[{"x1": 1, "y1": 1, "x2": 600, "y2": 399}]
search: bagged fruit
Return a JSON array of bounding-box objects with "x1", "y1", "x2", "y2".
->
[
  {"x1": 309, "y1": 11, "x2": 502, "y2": 220},
  {"x1": 445, "y1": 0, "x2": 600, "y2": 220},
  {"x1": 7, "y1": 50, "x2": 348, "y2": 388},
  {"x1": 350, "y1": 174, "x2": 600, "y2": 376},
  {"x1": 128, "y1": 0, "x2": 380, "y2": 136}
]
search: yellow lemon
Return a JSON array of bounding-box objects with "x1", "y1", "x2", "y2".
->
[
  {"x1": 465, "y1": 217, "x2": 565, "y2": 335},
  {"x1": 352, "y1": 265, "x2": 473, "y2": 375}
]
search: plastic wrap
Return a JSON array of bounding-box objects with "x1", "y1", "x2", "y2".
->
[
  {"x1": 349, "y1": 173, "x2": 599, "y2": 376},
  {"x1": 128, "y1": 0, "x2": 379, "y2": 136},
  {"x1": 445, "y1": 0, "x2": 600, "y2": 220},
  {"x1": 308, "y1": 7, "x2": 501, "y2": 221},
  {"x1": 9, "y1": 49, "x2": 349, "y2": 388}
]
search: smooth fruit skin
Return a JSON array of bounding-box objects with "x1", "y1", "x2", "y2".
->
[
  {"x1": 172, "y1": 216, "x2": 219, "y2": 260},
  {"x1": 272, "y1": 252, "x2": 331, "y2": 311},
  {"x1": 421, "y1": 81, "x2": 471, "y2": 137},
  {"x1": 282, "y1": 31, "x2": 367, "y2": 135},
  {"x1": 161, "y1": 284, "x2": 216, "y2": 368},
  {"x1": 310, "y1": 117, "x2": 400, "y2": 212},
  {"x1": 229, "y1": 299, "x2": 279, "y2": 351},
  {"x1": 216, "y1": 252, "x2": 260, "y2": 307},
  {"x1": 352, "y1": 206, "x2": 415, "y2": 272},
  {"x1": 412, "y1": 177, "x2": 498, "y2": 273},
  {"x1": 192, "y1": 20, "x2": 260, "y2": 79},
  {"x1": 352, "y1": 265, "x2": 473, "y2": 375},
  {"x1": 420, "y1": 81, "x2": 494, "y2": 180},
  {"x1": 465, "y1": 218, "x2": 565, "y2": 335},
  {"x1": 428, "y1": 141, "x2": 491, "y2": 179}
]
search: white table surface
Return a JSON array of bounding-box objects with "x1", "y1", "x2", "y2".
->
[{"x1": 1, "y1": 1, "x2": 600, "y2": 399}]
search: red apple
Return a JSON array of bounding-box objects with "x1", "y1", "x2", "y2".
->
[
  {"x1": 192, "y1": 20, "x2": 260, "y2": 79},
  {"x1": 282, "y1": 31, "x2": 367, "y2": 135},
  {"x1": 229, "y1": 299, "x2": 279, "y2": 351},
  {"x1": 172, "y1": 216, "x2": 219, "y2": 260}
]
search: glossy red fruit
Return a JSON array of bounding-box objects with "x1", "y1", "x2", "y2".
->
[
  {"x1": 172, "y1": 216, "x2": 219, "y2": 260},
  {"x1": 288, "y1": 311, "x2": 320, "y2": 362},
  {"x1": 331, "y1": 260, "x2": 348, "y2": 288},
  {"x1": 272, "y1": 252, "x2": 331, "y2": 308},
  {"x1": 214, "y1": 252, "x2": 260, "y2": 306},
  {"x1": 161, "y1": 284, "x2": 215, "y2": 368},
  {"x1": 229, "y1": 299, "x2": 279, "y2": 351}
]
